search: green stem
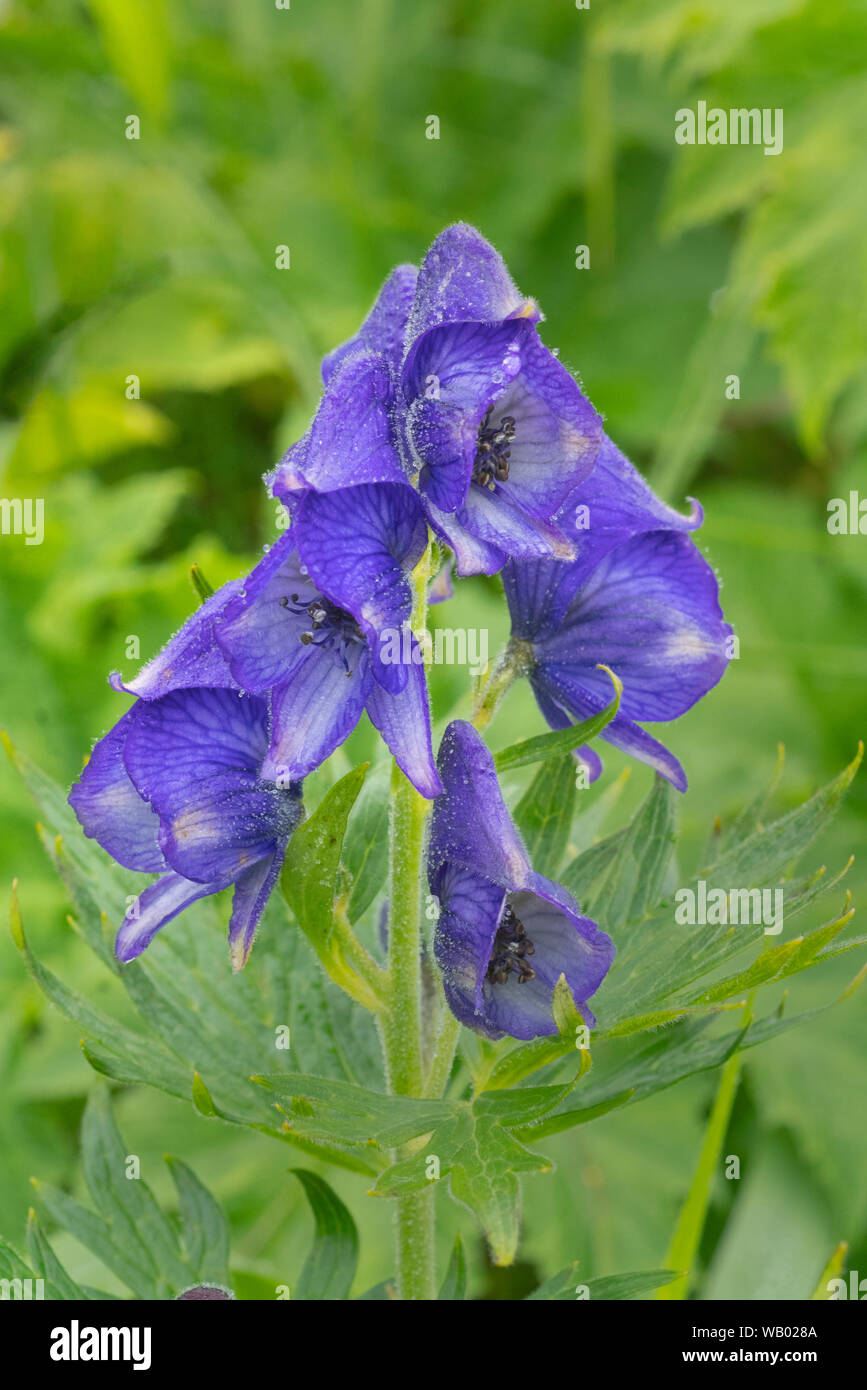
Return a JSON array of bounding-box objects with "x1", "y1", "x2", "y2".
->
[
  {"x1": 381, "y1": 545, "x2": 437, "y2": 1300},
  {"x1": 658, "y1": 1037, "x2": 745, "y2": 1299},
  {"x1": 331, "y1": 903, "x2": 389, "y2": 1012},
  {"x1": 472, "y1": 637, "x2": 531, "y2": 730},
  {"x1": 383, "y1": 761, "x2": 428, "y2": 1095},
  {"x1": 424, "y1": 1008, "x2": 461, "y2": 1098}
]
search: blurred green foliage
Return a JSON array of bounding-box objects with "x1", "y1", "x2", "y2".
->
[{"x1": 0, "y1": 0, "x2": 865, "y2": 1297}]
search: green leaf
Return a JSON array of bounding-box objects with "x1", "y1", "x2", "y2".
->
[
  {"x1": 166, "y1": 1156, "x2": 230, "y2": 1285},
  {"x1": 513, "y1": 975, "x2": 867, "y2": 1142},
  {"x1": 341, "y1": 760, "x2": 390, "y2": 925},
  {"x1": 191, "y1": 1072, "x2": 218, "y2": 1119},
  {"x1": 438, "y1": 1233, "x2": 467, "y2": 1300},
  {"x1": 687, "y1": 898, "x2": 856, "y2": 1006},
  {"x1": 27, "y1": 1093, "x2": 233, "y2": 1300},
  {"x1": 370, "y1": 1087, "x2": 572, "y2": 1266},
  {"x1": 26, "y1": 1210, "x2": 91, "y2": 1301},
  {"x1": 252, "y1": 1073, "x2": 454, "y2": 1151},
  {"x1": 80, "y1": 1085, "x2": 190, "y2": 1293},
  {"x1": 494, "y1": 669, "x2": 621, "y2": 772},
  {"x1": 86, "y1": 0, "x2": 171, "y2": 124},
  {"x1": 356, "y1": 1279, "x2": 397, "y2": 1301},
  {"x1": 291, "y1": 1170, "x2": 359, "y2": 1301},
  {"x1": 0, "y1": 1237, "x2": 35, "y2": 1281},
  {"x1": 561, "y1": 775, "x2": 677, "y2": 931},
  {"x1": 811, "y1": 1241, "x2": 849, "y2": 1301},
  {"x1": 701, "y1": 1133, "x2": 837, "y2": 1299},
  {"x1": 527, "y1": 1265, "x2": 681, "y2": 1301},
  {"x1": 485, "y1": 975, "x2": 590, "y2": 1090},
  {"x1": 31, "y1": 1178, "x2": 157, "y2": 1300},
  {"x1": 703, "y1": 743, "x2": 862, "y2": 888},
  {"x1": 597, "y1": 746, "x2": 863, "y2": 1027},
  {"x1": 281, "y1": 765, "x2": 367, "y2": 954},
  {"x1": 514, "y1": 755, "x2": 578, "y2": 878},
  {"x1": 9, "y1": 883, "x2": 191, "y2": 1098},
  {"x1": 189, "y1": 562, "x2": 215, "y2": 603},
  {"x1": 280, "y1": 765, "x2": 384, "y2": 1010}
]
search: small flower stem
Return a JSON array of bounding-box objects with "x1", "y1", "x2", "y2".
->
[
  {"x1": 471, "y1": 636, "x2": 531, "y2": 730},
  {"x1": 381, "y1": 542, "x2": 437, "y2": 1301},
  {"x1": 424, "y1": 1007, "x2": 461, "y2": 1098},
  {"x1": 331, "y1": 902, "x2": 389, "y2": 1013}
]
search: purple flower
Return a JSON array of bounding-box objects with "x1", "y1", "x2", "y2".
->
[
  {"x1": 429, "y1": 722, "x2": 614, "y2": 1040},
  {"x1": 503, "y1": 513, "x2": 732, "y2": 792},
  {"x1": 398, "y1": 225, "x2": 603, "y2": 576},
  {"x1": 69, "y1": 689, "x2": 304, "y2": 968},
  {"x1": 216, "y1": 505, "x2": 442, "y2": 799},
  {"x1": 272, "y1": 225, "x2": 603, "y2": 579}
]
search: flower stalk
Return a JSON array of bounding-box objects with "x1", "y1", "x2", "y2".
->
[
  {"x1": 472, "y1": 637, "x2": 532, "y2": 730},
  {"x1": 381, "y1": 542, "x2": 438, "y2": 1300}
]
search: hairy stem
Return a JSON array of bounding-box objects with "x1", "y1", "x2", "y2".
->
[
  {"x1": 424, "y1": 1008, "x2": 461, "y2": 1098},
  {"x1": 381, "y1": 544, "x2": 437, "y2": 1300},
  {"x1": 472, "y1": 636, "x2": 531, "y2": 730}
]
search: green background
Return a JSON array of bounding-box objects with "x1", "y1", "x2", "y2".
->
[{"x1": 1, "y1": 0, "x2": 865, "y2": 1298}]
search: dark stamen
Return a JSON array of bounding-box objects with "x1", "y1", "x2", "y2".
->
[
  {"x1": 486, "y1": 903, "x2": 536, "y2": 986},
  {"x1": 472, "y1": 406, "x2": 516, "y2": 490},
  {"x1": 280, "y1": 590, "x2": 365, "y2": 676}
]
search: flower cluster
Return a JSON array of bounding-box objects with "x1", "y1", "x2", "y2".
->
[{"x1": 70, "y1": 224, "x2": 731, "y2": 1036}]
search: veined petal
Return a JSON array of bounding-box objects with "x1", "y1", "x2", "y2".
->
[
  {"x1": 403, "y1": 319, "x2": 529, "y2": 412},
  {"x1": 323, "y1": 263, "x2": 418, "y2": 382},
  {"x1": 289, "y1": 351, "x2": 407, "y2": 493},
  {"x1": 529, "y1": 676, "x2": 604, "y2": 784},
  {"x1": 365, "y1": 638, "x2": 443, "y2": 799},
  {"x1": 218, "y1": 534, "x2": 319, "y2": 693},
  {"x1": 531, "y1": 666, "x2": 688, "y2": 791},
  {"x1": 404, "y1": 395, "x2": 478, "y2": 512},
  {"x1": 556, "y1": 434, "x2": 703, "y2": 565},
  {"x1": 69, "y1": 709, "x2": 164, "y2": 873},
  {"x1": 109, "y1": 581, "x2": 242, "y2": 700},
  {"x1": 432, "y1": 865, "x2": 614, "y2": 1040},
  {"x1": 229, "y1": 851, "x2": 285, "y2": 972},
  {"x1": 270, "y1": 435, "x2": 311, "y2": 500},
  {"x1": 540, "y1": 530, "x2": 731, "y2": 722},
  {"x1": 433, "y1": 865, "x2": 506, "y2": 1036},
  {"x1": 429, "y1": 721, "x2": 531, "y2": 891},
  {"x1": 293, "y1": 482, "x2": 427, "y2": 661},
  {"x1": 493, "y1": 329, "x2": 602, "y2": 518},
  {"x1": 262, "y1": 645, "x2": 372, "y2": 783},
  {"x1": 426, "y1": 500, "x2": 508, "y2": 576},
  {"x1": 407, "y1": 224, "x2": 539, "y2": 341},
  {"x1": 122, "y1": 688, "x2": 290, "y2": 883},
  {"x1": 457, "y1": 485, "x2": 576, "y2": 567},
  {"x1": 502, "y1": 557, "x2": 578, "y2": 640},
  {"x1": 601, "y1": 716, "x2": 688, "y2": 792},
  {"x1": 115, "y1": 870, "x2": 221, "y2": 963}
]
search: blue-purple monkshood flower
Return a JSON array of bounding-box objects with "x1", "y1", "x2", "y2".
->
[
  {"x1": 270, "y1": 225, "x2": 603, "y2": 579},
  {"x1": 503, "y1": 521, "x2": 733, "y2": 793},
  {"x1": 68, "y1": 689, "x2": 304, "y2": 969},
  {"x1": 398, "y1": 225, "x2": 603, "y2": 576},
  {"x1": 429, "y1": 721, "x2": 615, "y2": 1040},
  {"x1": 216, "y1": 502, "x2": 443, "y2": 799}
]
